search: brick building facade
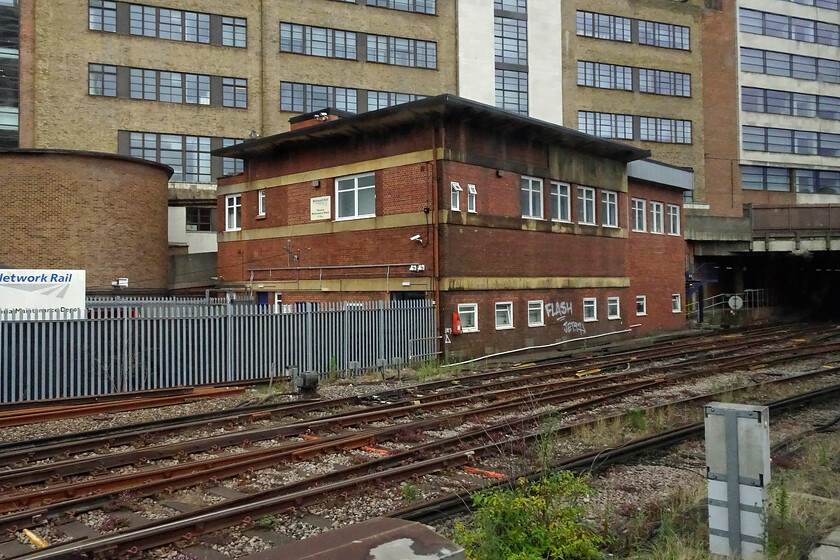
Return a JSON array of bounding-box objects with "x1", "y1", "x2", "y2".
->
[
  {"x1": 0, "y1": 149, "x2": 172, "y2": 290},
  {"x1": 215, "y1": 95, "x2": 688, "y2": 357}
]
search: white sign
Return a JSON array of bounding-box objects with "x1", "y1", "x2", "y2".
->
[
  {"x1": 728, "y1": 296, "x2": 744, "y2": 310},
  {"x1": 310, "y1": 196, "x2": 331, "y2": 221},
  {"x1": 0, "y1": 269, "x2": 86, "y2": 319}
]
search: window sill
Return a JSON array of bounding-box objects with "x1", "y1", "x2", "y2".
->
[
  {"x1": 636, "y1": 312, "x2": 647, "y2": 317},
  {"x1": 651, "y1": 231, "x2": 665, "y2": 235},
  {"x1": 602, "y1": 224, "x2": 619, "y2": 229},
  {"x1": 672, "y1": 310, "x2": 682, "y2": 314},
  {"x1": 528, "y1": 323, "x2": 545, "y2": 328},
  {"x1": 335, "y1": 214, "x2": 376, "y2": 222},
  {"x1": 578, "y1": 221, "x2": 597, "y2": 227},
  {"x1": 667, "y1": 232, "x2": 681, "y2": 237},
  {"x1": 522, "y1": 216, "x2": 546, "y2": 221},
  {"x1": 607, "y1": 315, "x2": 621, "y2": 320},
  {"x1": 255, "y1": 215, "x2": 266, "y2": 220},
  {"x1": 462, "y1": 329, "x2": 479, "y2": 334},
  {"x1": 631, "y1": 228, "x2": 647, "y2": 233},
  {"x1": 225, "y1": 228, "x2": 242, "y2": 232},
  {"x1": 583, "y1": 318, "x2": 597, "y2": 323},
  {"x1": 551, "y1": 219, "x2": 572, "y2": 224},
  {"x1": 495, "y1": 325, "x2": 515, "y2": 330}
]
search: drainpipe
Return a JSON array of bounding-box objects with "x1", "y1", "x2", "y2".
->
[{"x1": 431, "y1": 121, "x2": 443, "y2": 357}]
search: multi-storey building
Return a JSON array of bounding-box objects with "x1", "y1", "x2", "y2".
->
[
  {"x1": 690, "y1": 0, "x2": 840, "y2": 313},
  {"x1": 5, "y1": 0, "x2": 456, "y2": 289},
  {"x1": 457, "y1": 0, "x2": 706, "y2": 204}
]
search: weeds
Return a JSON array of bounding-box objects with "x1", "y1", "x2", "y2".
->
[
  {"x1": 625, "y1": 408, "x2": 647, "y2": 432},
  {"x1": 254, "y1": 515, "x2": 277, "y2": 531},
  {"x1": 401, "y1": 481, "x2": 418, "y2": 501}
]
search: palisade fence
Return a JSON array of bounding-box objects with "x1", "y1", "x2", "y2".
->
[{"x1": 0, "y1": 299, "x2": 438, "y2": 404}]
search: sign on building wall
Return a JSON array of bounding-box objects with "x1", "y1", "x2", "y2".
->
[
  {"x1": 0, "y1": 270, "x2": 86, "y2": 319},
  {"x1": 310, "y1": 196, "x2": 331, "y2": 221}
]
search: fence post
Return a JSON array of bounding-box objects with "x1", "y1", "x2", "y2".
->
[
  {"x1": 226, "y1": 293, "x2": 234, "y2": 383},
  {"x1": 378, "y1": 301, "x2": 386, "y2": 369},
  {"x1": 307, "y1": 303, "x2": 314, "y2": 373}
]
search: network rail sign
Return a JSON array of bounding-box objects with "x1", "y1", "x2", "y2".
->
[{"x1": 0, "y1": 269, "x2": 86, "y2": 319}]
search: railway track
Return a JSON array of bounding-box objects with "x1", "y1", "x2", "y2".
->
[{"x1": 1, "y1": 323, "x2": 838, "y2": 558}]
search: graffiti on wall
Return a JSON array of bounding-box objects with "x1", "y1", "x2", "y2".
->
[{"x1": 544, "y1": 300, "x2": 586, "y2": 336}]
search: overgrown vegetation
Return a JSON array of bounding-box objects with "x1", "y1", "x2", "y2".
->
[
  {"x1": 401, "y1": 480, "x2": 418, "y2": 501},
  {"x1": 454, "y1": 472, "x2": 605, "y2": 560}
]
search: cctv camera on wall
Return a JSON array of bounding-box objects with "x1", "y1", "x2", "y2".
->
[{"x1": 410, "y1": 235, "x2": 421, "y2": 242}]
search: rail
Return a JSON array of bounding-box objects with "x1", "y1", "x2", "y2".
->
[{"x1": 686, "y1": 289, "x2": 770, "y2": 320}]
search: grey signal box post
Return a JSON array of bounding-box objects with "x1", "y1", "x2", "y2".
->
[{"x1": 705, "y1": 402, "x2": 771, "y2": 558}]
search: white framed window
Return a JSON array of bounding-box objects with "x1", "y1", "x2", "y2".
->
[
  {"x1": 631, "y1": 199, "x2": 646, "y2": 232},
  {"x1": 667, "y1": 204, "x2": 680, "y2": 235},
  {"x1": 550, "y1": 182, "x2": 571, "y2": 222},
  {"x1": 577, "y1": 186, "x2": 596, "y2": 225},
  {"x1": 336, "y1": 172, "x2": 375, "y2": 220},
  {"x1": 672, "y1": 293, "x2": 682, "y2": 313},
  {"x1": 451, "y1": 181, "x2": 463, "y2": 211},
  {"x1": 467, "y1": 184, "x2": 477, "y2": 213},
  {"x1": 458, "y1": 303, "x2": 478, "y2": 333},
  {"x1": 495, "y1": 301, "x2": 514, "y2": 330},
  {"x1": 607, "y1": 296, "x2": 620, "y2": 319},
  {"x1": 583, "y1": 297, "x2": 597, "y2": 322},
  {"x1": 601, "y1": 190, "x2": 618, "y2": 227},
  {"x1": 257, "y1": 189, "x2": 266, "y2": 216},
  {"x1": 527, "y1": 300, "x2": 544, "y2": 327},
  {"x1": 650, "y1": 201, "x2": 664, "y2": 234},
  {"x1": 520, "y1": 176, "x2": 543, "y2": 219},
  {"x1": 274, "y1": 293, "x2": 283, "y2": 314},
  {"x1": 636, "y1": 295, "x2": 647, "y2": 316},
  {"x1": 225, "y1": 194, "x2": 241, "y2": 231}
]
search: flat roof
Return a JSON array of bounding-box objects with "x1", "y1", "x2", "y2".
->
[
  {"x1": 214, "y1": 94, "x2": 650, "y2": 164},
  {"x1": 627, "y1": 159, "x2": 694, "y2": 191}
]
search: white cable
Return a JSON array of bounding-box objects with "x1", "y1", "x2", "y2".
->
[{"x1": 444, "y1": 325, "x2": 639, "y2": 368}]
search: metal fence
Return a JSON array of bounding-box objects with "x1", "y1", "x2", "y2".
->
[
  {"x1": 0, "y1": 299, "x2": 438, "y2": 403},
  {"x1": 686, "y1": 289, "x2": 771, "y2": 321}
]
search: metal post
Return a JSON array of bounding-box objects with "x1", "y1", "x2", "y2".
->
[{"x1": 705, "y1": 402, "x2": 770, "y2": 559}]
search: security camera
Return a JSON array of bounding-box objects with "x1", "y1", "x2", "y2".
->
[{"x1": 410, "y1": 235, "x2": 422, "y2": 242}]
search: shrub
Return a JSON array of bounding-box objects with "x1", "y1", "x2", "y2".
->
[{"x1": 455, "y1": 471, "x2": 605, "y2": 560}]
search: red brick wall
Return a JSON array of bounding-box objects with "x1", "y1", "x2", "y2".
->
[
  {"x1": 0, "y1": 152, "x2": 170, "y2": 289},
  {"x1": 442, "y1": 288, "x2": 632, "y2": 357},
  {"x1": 627, "y1": 181, "x2": 687, "y2": 333}
]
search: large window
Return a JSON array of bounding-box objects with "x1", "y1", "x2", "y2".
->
[
  {"x1": 495, "y1": 68, "x2": 528, "y2": 115},
  {"x1": 577, "y1": 186, "x2": 595, "y2": 225},
  {"x1": 495, "y1": 301, "x2": 514, "y2": 330},
  {"x1": 741, "y1": 47, "x2": 840, "y2": 84},
  {"x1": 650, "y1": 202, "x2": 664, "y2": 234},
  {"x1": 601, "y1": 190, "x2": 618, "y2": 227},
  {"x1": 576, "y1": 11, "x2": 631, "y2": 42},
  {"x1": 280, "y1": 82, "x2": 357, "y2": 113},
  {"x1": 367, "y1": 34, "x2": 436, "y2": 69},
  {"x1": 495, "y1": 16, "x2": 528, "y2": 65},
  {"x1": 225, "y1": 194, "x2": 241, "y2": 231},
  {"x1": 336, "y1": 172, "x2": 375, "y2": 220},
  {"x1": 279, "y1": 22, "x2": 357, "y2": 60},
  {"x1": 638, "y1": 68, "x2": 690, "y2": 97},
  {"x1": 550, "y1": 182, "x2": 571, "y2": 222},
  {"x1": 222, "y1": 17, "x2": 246, "y2": 47},
  {"x1": 222, "y1": 78, "x2": 247, "y2": 108},
  {"x1": 577, "y1": 61, "x2": 632, "y2": 91},
  {"x1": 740, "y1": 8, "x2": 840, "y2": 48},
  {"x1": 367, "y1": 0, "x2": 436, "y2": 14},
  {"x1": 742, "y1": 126, "x2": 840, "y2": 157},
  {"x1": 578, "y1": 111, "x2": 633, "y2": 140},
  {"x1": 123, "y1": 131, "x2": 239, "y2": 183},
  {"x1": 458, "y1": 303, "x2": 478, "y2": 333},
  {"x1": 88, "y1": 64, "x2": 116, "y2": 96},
  {"x1": 89, "y1": 1, "x2": 116, "y2": 32},
  {"x1": 520, "y1": 176, "x2": 543, "y2": 219},
  {"x1": 638, "y1": 20, "x2": 690, "y2": 50},
  {"x1": 115, "y1": 67, "x2": 220, "y2": 106},
  {"x1": 631, "y1": 198, "x2": 646, "y2": 232},
  {"x1": 640, "y1": 117, "x2": 692, "y2": 144}
]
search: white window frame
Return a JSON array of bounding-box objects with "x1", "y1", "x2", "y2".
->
[
  {"x1": 527, "y1": 300, "x2": 544, "y2": 327},
  {"x1": 274, "y1": 293, "x2": 283, "y2": 314},
  {"x1": 257, "y1": 189, "x2": 266, "y2": 216},
  {"x1": 550, "y1": 181, "x2": 571, "y2": 222},
  {"x1": 631, "y1": 198, "x2": 647, "y2": 232},
  {"x1": 335, "y1": 172, "x2": 376, "y2": 221},
  {"x1": 225, "y1": 193, "x2": 241, "y2": 231},
  {"x1": 467, "y1": 184, "x2": 477, "y2": 213},
  {"x1": 601, "y1": 190, "x2": 618, "y2": 228},
  {"x1": 458, "y1": 303, "x2": 479, "y2": 333},
  {"x1": 667, "y1": 204, "x2": 680, "y2": 236},
  {"x1": 636, "y1": 295, "x2": 647, "y2": 316},
  {"x1": 451, "y1": 181, "x2": 463, "y2": 211},
  {"x1": 495, "y1": 301, "x2": 514, "y2": 330},
  {"x1": 650, "y1": 201, "x2": 664, "y2": 234},
  {"x1": 607, "y1": 296, "x2": 620, "y2": 319},
  {"x1": 583, "y1": 297, "x2": 597, "y2": 322},
  {"x1": 521, "y1": 176, "x2": 543, "y2": 219},
  {"x1": 672, "y1": 293, "x2": 682, "y2": 313},
  {"x1": 578, "y1": 186, "x2": 596, "y2": 225}
]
